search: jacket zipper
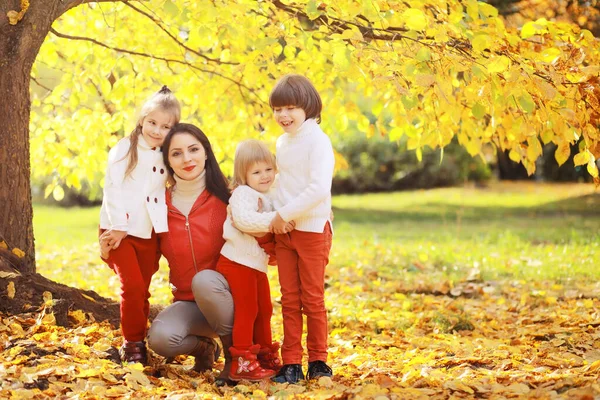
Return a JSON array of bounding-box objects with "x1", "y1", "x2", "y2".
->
[
  {"x1": 170, "y1": 208, "x2": 198, "y2": 273},
  {"x1": 185, "y1": 215, "x2": 198, "y2": 272}
]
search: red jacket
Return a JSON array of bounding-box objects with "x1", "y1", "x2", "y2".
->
[{"x1": 159, "y1": 189, "x2": 227, "y2": 302}]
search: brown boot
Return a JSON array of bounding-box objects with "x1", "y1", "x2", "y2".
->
[
  {"x1": 120, "y1": 340, "x2": 148, "y2": 365},
  {"x1": 191, "y1": 337, "x2": 221, "y2": 372},
  {"x1": 215, "y1": 334, "x2": 234, "y2": 387}
]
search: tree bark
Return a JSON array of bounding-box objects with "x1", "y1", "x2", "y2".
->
[
  {"x1": 0, "y1": 1, "x2": 60, "y2": 273},
  {"x1": 0, "y1": 1, "x2": 124, "y2": 325}
]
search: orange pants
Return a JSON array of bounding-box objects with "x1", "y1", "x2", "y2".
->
[
  {"x1": 100, "y1": 231, "x2": 160, "y2": 342},
  {"x1": 216, "y1": 255, "x2": 273, "y2": 350},
  {"x1": 275, "y1": 223, "x2": 332, "y2": 364}
]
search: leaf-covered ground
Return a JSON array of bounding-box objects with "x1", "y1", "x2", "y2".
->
[{"x1": 3, "y1": 182, "x2": 600, "y2": 399}]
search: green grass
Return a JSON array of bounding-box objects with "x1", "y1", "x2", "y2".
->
[{"x1": 33, "y1": 182, "x2": 600, "y2": 305}]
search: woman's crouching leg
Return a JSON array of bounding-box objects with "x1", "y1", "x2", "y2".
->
[
  {"x1": 147, "y1": 301, "x2": 216, "y2": 358},
  {"x1": 192, "y1": 269, "x2": 234, "y2": 337}
]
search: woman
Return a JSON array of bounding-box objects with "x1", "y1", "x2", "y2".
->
[{"x1": 146, "y1": 123, "x2": 234, "y2": 386}]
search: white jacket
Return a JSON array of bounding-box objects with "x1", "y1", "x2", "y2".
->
[
  {"x1": 99, "y1": 135, "x2": 168, "y2": 238},
  {"x1": 273, "y1": 118, "x2": 334, "y2": 233},
  {"x1": 220, "y1": 185, "x2": 275, "y2": 273}
]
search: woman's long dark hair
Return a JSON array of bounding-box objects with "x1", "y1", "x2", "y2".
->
[{"x1": 162, "y1": 123, "x2": 231, "y2": 204}]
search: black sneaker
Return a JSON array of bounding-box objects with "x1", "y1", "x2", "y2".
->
[
  {"x1": 271, "y1": 364, "x2": 304, "y2": 383},
  {"x1": 307, "y1": 360, "x2": 332, "y2": 380}
]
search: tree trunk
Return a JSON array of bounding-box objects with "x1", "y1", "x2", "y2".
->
[
  {"x1": 0, "y1": 1, "x2": 44, "y2": 273},
  {"x1": 0, "y1": 0, "x2": 124, "y2": 326}
]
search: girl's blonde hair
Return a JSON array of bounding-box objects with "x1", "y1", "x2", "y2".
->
[
  {"x1": 232, "y1": 139, "x2": 276, "y2": 189},
  {"x1": 124, "y1": 86, "x2": 181, "y2": 177}
]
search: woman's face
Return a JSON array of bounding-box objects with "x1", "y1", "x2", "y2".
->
[{"x1": 167, "y1": 132, "x2": 207, "y2": 181}]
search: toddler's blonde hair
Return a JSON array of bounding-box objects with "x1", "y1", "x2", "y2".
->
[{"x1": 232, "y1": 139, "x2": 276, "y2": 189}]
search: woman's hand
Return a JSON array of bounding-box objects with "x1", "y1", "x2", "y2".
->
[{"x1": 100, "y1": 229, "x2": 127, "y2": 250}]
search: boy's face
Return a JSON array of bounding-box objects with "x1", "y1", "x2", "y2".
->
[{"x1": 273, "y1": 105, "x2": 306, "y2": 134}]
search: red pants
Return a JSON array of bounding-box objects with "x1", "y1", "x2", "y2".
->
[
  {"x1": 100, "y1": 231, "x2": 160, "y2": 342},
  {"x1": 216, "y1": 255, "x2": 273, "y2": 350},
  {"x1": 275, "y1": 223, "x2": 332, "y2": 364}
]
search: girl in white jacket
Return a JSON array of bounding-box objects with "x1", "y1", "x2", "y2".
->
[
  {"x1": 99, "y1": 86, "x2": 180, "y2": 364},
  {"x1": 216, "y1": 139, "x2": 293, "y2": 381}
]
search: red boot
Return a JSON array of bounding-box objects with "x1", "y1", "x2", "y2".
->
[
  {"x1": 258, "y1": 342, "x2": 282, "y2": 372},
  {"x1": 229, "y1": 344, "x2": 275, "y2": 381}
]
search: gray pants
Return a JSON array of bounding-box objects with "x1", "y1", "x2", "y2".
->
[{"x1": 147, "y1": 269, "x2": 234, "y2": 357}]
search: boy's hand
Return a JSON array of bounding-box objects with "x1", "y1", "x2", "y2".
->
[
  {"x1": 284, "y1": 220, "x2": 295, "y2": 233},
  {"x1": 269, "y1": 213, "x2": 288, "y2": 235},
  {"x1": 101, "y1": 229, "x2": 127, "y2": 250}
]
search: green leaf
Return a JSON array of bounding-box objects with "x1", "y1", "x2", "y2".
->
[
  {"x1": 471, "y1": 102, "x2": 486, "y2": 120},
  {"x1": 518, "y1": 93, "x2": 535, "y2": 113},
  {"x1": 415, "y1": 47, "x2": 431, "y2": 62}
]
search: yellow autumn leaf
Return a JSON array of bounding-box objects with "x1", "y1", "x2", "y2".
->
[
  {"x1": 11, "y1": 248, "x2": 25, "y2": 258},
  {"x1": 573, "y1": 151, "x2": 590, "y2": 166},
  {"x1": 555, "y1": 142, "x2": 570, "y2": 166},
  {"x1": 487, "y1": 56, "x2": 511, "y2": 74},
  {"x1": 402, "y1": 8, "x2": 427, "y2": 31},
  {"x1": 7, "y1": 282, "x2": 16, "y2": 299},
  {"x1": 0, "y1": 241, "x2": 7, "y2": 249},
  {"x1": 587, "y1": 161, "x2": 599, "y2": 178},
  {"x1": 538, "y1": 48, "x2": 561, "y2": 64},
  {"x1": 81, "y1": 293, "x2": 96, "y2": 302}
]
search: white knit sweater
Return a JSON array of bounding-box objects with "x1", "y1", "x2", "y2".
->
[
  {"x1": 273, "y1": 118, "x2": 334, "y2": 233},
  {"x1": 220, "y1": 185, "x2": 276, "y2": 273},
  {"x1": 99, "y1": 135, "x2": 168, "y2": 238}
]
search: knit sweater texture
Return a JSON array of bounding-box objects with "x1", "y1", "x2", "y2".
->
[
  {"x1": 273, "y1": 118, "x2": 334, "y2": 232},
  {"x1": 220, "y1": 185, "x2": 275, "y2": 273},
  {"x1": 171, "y1": 171, "x2": 206, "y2": 217}
]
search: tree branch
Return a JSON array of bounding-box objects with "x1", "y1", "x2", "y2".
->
[
  {"x1": 59, "y1": 0, "x2": 128, "y2": 18},
  {"x1": 48, "y1": 27, "x2": 265, "y2": 105},
  {"x1": 122, "y1": 1, "x2": 239, "y2": 66}
]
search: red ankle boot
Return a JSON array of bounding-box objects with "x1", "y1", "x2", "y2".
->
[
  {"x1": 229, "y1": 344, "x2": 275, "y2": 381},
  {"x1": 258, "y1": 342, "x2": 282, "y2": 372}
]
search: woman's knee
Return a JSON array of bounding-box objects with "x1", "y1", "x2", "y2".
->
[
  {"x1": 192, "y1": 269, "x2": 228, "y2": 295},
  {"x1": 147, "y1": 321, "x2": 181, "y2": 357}
]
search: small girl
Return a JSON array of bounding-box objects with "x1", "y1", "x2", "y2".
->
[
  {"x1": 99, "y1": 86, "x2": 180, "y2": 364},
  {"x1": 215, "y1": 139, "x2": 289, "y2": 381},
  {"x1": 268, "y1": 74, "x2": 335, "y2": 383}
]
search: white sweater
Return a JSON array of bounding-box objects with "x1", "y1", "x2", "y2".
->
[
  {"x1": 273, "y1": 118, "x2": 334, "y2": 232},
  {"x1": 99, "y1": 136, "x2": 168, "y2": 238},
  {"x1": 220, "y1": 185, "x2": 276, "y2": 273}
]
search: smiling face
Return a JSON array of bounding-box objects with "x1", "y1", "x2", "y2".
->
[
  {"x1": 245, "y1": 161, "x2": 275, "y2": 194},
  {"x1": 273, "y1": 105, "x2": 307, "y2": 134},
  {"x1": 167, "y1": 132, "x2": 207, "y2": 181},
  {"x1": 140, "y1": 108, "x2": 176, "y2": 148}
]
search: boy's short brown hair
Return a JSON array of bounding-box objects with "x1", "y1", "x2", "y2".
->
[{"x1": 269, "y1": 74, "x2": 322, "y2": 123}]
